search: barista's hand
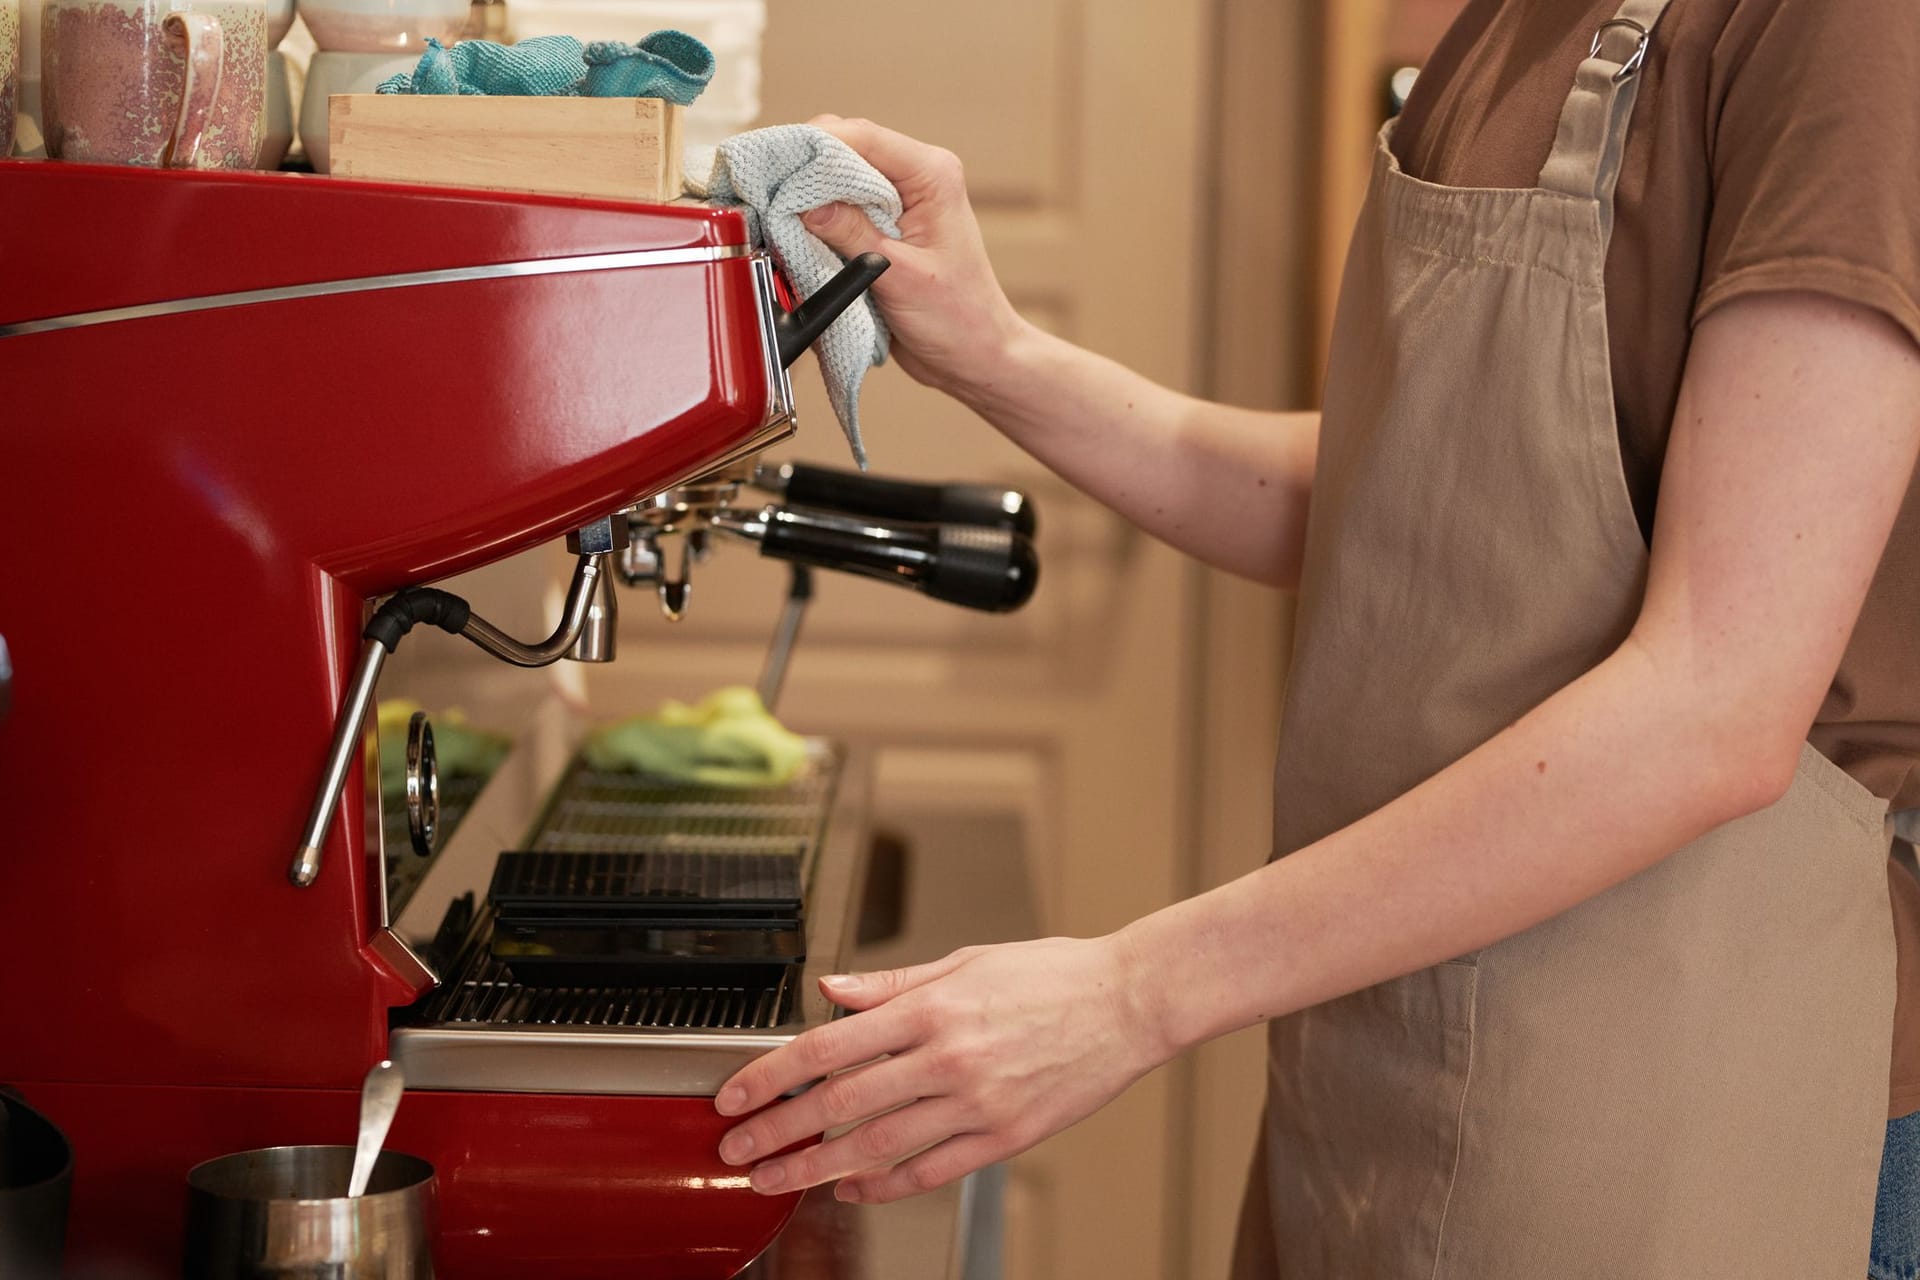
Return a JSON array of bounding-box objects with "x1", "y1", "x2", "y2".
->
[
  {"x1": 803, "y1": 115, "x2": 1029, "y2": 399},
  {"x1": 714, "y1": 934, "x2": 1168, "y2": 1203}
]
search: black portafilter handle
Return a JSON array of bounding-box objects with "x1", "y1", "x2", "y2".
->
[
  {"x1": 757, "y1": 461, "x2": 1037, "y2": 538},
  {"x1": 735, "y1": 506, "x2": 1039, "y2": 613},
  {"x1": 775, "y1": 253, "x2": 892, "y2": 368}
]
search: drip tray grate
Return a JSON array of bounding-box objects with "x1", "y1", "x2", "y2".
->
[
  {"x1": 418, "y1": 916, "x2": 796, "y2": 1031},
  {"x1": 409, "y1": 749, "x2": 840, "y2": 1034},
  {"x1": 528, "y1": 766, "x2": 835, "y2": 859},
  {"x1": 390, "y1": 740, "x2": 861, "y2": 1094},
  {"x1": 489, "y1": 850, "x2": 802, "y2": 911}
]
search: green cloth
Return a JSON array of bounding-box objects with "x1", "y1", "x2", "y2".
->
[{"x1": 581, "y1": 687, "x2": 808, "y2": 788}]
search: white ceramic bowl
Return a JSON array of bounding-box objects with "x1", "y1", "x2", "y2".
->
[
  {"x1": 296, "y1": 0, "x2": 463, "y2": 53},
  {"x1": 256, "y1": 48, "x2": 292, "y2": 167},
  {"x1": 297, "y1": 47, "x2": 413, "y2": 169},
  {"x1": 265, "y1": 0, "x2": 294, "y2": 47}
]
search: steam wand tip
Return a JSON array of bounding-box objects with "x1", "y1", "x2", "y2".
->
[{"x1": 290, "y1": 846, "x2": 322, "y2": 888}]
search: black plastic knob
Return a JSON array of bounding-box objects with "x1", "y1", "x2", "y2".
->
[{"x1": 774, "y1": 253, "x2": 892, "y2": 369}]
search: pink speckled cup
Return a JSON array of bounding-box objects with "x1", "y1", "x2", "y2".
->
[
  {"x1": 1, "y1": 0, "x2": 19, "y2": 156},
  {"x1": 41, "y1": 0, "x2": 265, "y2": 167}
]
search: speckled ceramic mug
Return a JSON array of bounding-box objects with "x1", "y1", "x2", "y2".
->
[
  {"x1": 41, "y1": 0, "x2": 265, "y2": 167},
  {"x1": 1, "y1": 0, "x2": 21, "y2": 156}
]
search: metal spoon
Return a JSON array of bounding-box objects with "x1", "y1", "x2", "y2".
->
[{"x1": 347, "y1": 1059, "x2": 405, "y2": 1198}]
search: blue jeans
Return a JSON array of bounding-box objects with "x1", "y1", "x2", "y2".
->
[{"x1": 1874, "y1": 1111, "x2": 1920, "y2": 1280}]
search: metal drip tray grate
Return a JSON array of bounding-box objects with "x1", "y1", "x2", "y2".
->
[
  {"x1": 391, "y1": 741, "x2": 859, "y2": 1095},
  {"x1": 419, "y1": 923, "x2": 796, "y2": 1030},
  {"x1": 527, "y1": 766, "x2": 834, "y2": 858},
  {"x1": 490, "y1": 850, "x2": 802, "y2": 910}
]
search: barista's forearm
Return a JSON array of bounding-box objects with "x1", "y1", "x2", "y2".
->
[
  {"x1": 1119, "y1": 636, "x2": 1791, "y2": 1056},
  {"x1": 953, "y1": 320, "x2": 1319, "y2": 590}
]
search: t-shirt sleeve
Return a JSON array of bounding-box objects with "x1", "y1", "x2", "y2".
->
[{"x1": 1693, "y1": 0, "x2": 1920, "y2": 349}]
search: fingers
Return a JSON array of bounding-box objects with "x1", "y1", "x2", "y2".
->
[
  {"x1": 716, "y1": 998, "x2": 923, "y2": 1116},
  {"x1": 719, "y1": 1055, "x2": 924, "y2": 1168},
  {"x1": 808, "y1": 113, "x2": 966, "y2": 206},
  {"x1": 742, "y1": 1099, "x2": 970, "y2": 1195},
  {"x1": 798, "y1": 202, "x2": 893, "y2": 262},
  {"x1": 716, "y1": 950, "x2": 984, "y2": 1114},
  {"x1": 833, "y1": 1133, "x2": 1004, "y2": 1205},
  {"x1": 817, "y1": 948, "x2": 975, "y2": 1012}
]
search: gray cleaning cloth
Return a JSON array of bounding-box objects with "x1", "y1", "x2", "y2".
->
[{"x1": 694, "y1": 125, "x2": 903, "y2": 468}]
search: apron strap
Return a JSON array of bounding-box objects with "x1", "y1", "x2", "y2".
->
[{"x1": 1538, "y1": 0, "x2": 1677, "y2": 241}]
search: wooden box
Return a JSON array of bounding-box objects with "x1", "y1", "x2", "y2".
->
[{"x1": 328, "y1": 95, "x2": 685, "y2": 201}]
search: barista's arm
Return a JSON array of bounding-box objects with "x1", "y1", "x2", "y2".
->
[
  {"x1": 803, "y1": 116, "x2": 1320, "y2": 591},
  {"x1": 711, "y1": 292, "x2": 1920, "y2": 1204}
]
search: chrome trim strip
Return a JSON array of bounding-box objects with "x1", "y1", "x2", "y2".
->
[
  {"x1": 751, "y1": 254, "x2": 798, "y2": 428},
  {"x1": 0, "y1": 243, "x2": 752, "y2": 338}
]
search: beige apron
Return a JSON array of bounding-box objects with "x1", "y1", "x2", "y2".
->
[{"x1": 1230, "y1": 2, "x2": 1898, "y2": 1275}]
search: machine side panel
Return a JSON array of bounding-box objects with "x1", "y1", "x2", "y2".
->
[{"x1": 0, "y1": 254, "x2": 773, "y2": 1088}]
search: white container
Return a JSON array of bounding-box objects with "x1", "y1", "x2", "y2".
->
[
  {"x1": 258, "y1": 47, "x2": 292, "y2": 165},
  {"x1": 265, "y1": 0, "x2": 293, "y2": 45},
  {"x1": 297, "y1": 0, "x2": 465, "y2": 53},
  {"x1": 14, "y1": 0, "x2": 39, "y2": 154},
  {"x1": 297, "y1": 46, "x2": 412, "y2": 167},
  {"x1": 505, "y1": 0, "x2": 760, "y2": 147}
]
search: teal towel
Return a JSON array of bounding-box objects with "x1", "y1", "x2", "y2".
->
[
  {"x1": 582, "y1": 31, "x2": 714, "y2": 105},
  {"x1": 376, "y1": 30, "x2": 713, "y2": 101},
  {"x1": 377, "y1": 35, "x2": 587, "y2": 96}
]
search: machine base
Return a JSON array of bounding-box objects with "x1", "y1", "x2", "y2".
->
[{"x1": 16, "y1": 1080, "x2": 799, "y2": 1279}]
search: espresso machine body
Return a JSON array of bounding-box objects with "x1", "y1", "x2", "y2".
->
[{"x1": 0, "y1": 159, "x2": 803, "y2": 1277}]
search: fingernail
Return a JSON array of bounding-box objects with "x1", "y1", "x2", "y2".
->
[
  {"x1": 719, "y1": 1131, "x2": 755, "y2": 1165},
  {"x1": 716, "y1": 1086, "x2": 747, "y2": 1116},
  {"x1": 820, "y1": 974, "x2": 858, "y2": 993},
  {"x1": 752, "y1": 1163, "x2": 788, "y2": 1192},
  {"x1": 835, "y1": 1182, "x2": 863, "y2": 1204},
  {"x1": 801, "y1": 207, "x2": 832, "y2": 228}
]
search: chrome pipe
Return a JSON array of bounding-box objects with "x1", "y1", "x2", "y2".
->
[
  {"x1": 757, "y1": 565, "x2": 813, "y2": 714},
  {"x1": 565, "y1": 565, "x2": 619, "y2": 663},
  {"x1": 290, "y1": 638, "x2": 388, "y2": 887},
  {"x1": 458, "y1": 554, "x2": 606, "y2": 668}
]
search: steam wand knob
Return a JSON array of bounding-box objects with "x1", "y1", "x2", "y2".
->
[{"x1": 773, "y1": 253, "x2": 891, "y2": 369}]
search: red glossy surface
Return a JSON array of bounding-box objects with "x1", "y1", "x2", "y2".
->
[
  {"x1": 17, "y1": 1082, "x2": 800, "y2": 1279},
  {"x1": 0, "y1": 158, "x2": 745, "y2": 323},
  {"x1": 0, "y1": 161, "x2": 786, "y2": 1274}
]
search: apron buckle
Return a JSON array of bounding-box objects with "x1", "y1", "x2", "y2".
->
[{"x1": 1589, "y1": 18, "x2": 1651, "y2": 83}]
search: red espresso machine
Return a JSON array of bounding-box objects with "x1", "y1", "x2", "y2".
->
[{"x1": 0, "y1": 159, "x2": 1036, "y2": 1277}]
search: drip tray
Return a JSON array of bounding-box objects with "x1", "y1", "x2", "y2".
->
[
  {"x1": 487, "y1": 849, "x2": 805, "y2": 988},
  {"x1": 422, "y1": 907, "x2": 799, "y2": 1030},
  {"x1": 390, "y1": 740, "x2": 870, "y2": 1097}
]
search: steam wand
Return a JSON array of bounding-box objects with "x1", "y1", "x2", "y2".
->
[{"x1": 289, "y1": 544, "x2": 612, "y2": 888}]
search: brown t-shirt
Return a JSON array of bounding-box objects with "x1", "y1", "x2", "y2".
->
[{"x1": 1392, "y1": 0, "x2": 1920, "y2": 1117}]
